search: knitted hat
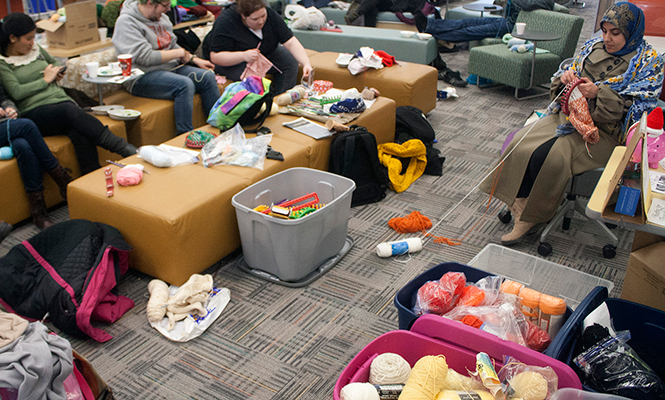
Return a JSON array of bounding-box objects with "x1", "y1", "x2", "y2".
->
[{"x1": 646, "y1": 107, "x2": 663, "y2": 137}]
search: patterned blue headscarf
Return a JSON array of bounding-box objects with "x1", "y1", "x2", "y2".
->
[{"x1": 601, "y1": 2, "x2": 645, "y2": 56}]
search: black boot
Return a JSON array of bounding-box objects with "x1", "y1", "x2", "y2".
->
[
  {"x1": 345, "y1": 1, "x2": 361, "y2": 24},
  {"x1": 97, "y1": 129, "x2": 137, "y2": 158},
  {"x1": 48, "y1": 164, "x2": 74, "y2": 202},
  {"x1": 430, "y1": 54, "x2": 448, "y2": 71},
  {"x1": 27, "y1": 191, "x2": 54, "y2": 230},
  {"x1": 413, "y1": 8, "x2": 428, "y2": 33}
]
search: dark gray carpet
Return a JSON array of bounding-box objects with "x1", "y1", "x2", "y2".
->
[{"x1": 0, "y1": 1, "x2": 631, "y2": 398}]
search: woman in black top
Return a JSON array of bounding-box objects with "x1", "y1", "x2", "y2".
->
[{"x1": 203, "y1": 0, "x2": 312, "y2": 94}]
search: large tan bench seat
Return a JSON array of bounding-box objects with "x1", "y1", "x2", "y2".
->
[
  {"x1": 68, "y1": 97, "x2": 396, "y2": 285},
  {"x1": 0, "y1": 116, "x2": 128, "y2": 225},
  {"x1": 306, "y1": 51, "x2": 437, "y2": 113}
]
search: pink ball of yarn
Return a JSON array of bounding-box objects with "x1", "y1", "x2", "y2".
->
[{"x1": 116, "y1": 166, "x2": 143, "y2": 186}]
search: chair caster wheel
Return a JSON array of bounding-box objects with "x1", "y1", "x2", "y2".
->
[
  {"x1": 498, "y1": 209, "x2": 512, "y2": 224},
  {"x1": 605, "y1": 223, "x2": 617, "y2": 230},
  {"x1": 538, "y1": 242, "x2": 552, "y2": 256},
  {"x1": 602, "y1": 244, "x2": 616, "y2": 259}
]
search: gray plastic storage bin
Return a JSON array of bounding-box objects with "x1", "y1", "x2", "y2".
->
[
  {"x1": 468, "y1": 244, "x2": 614, "y2": 310},
  {"x1": 232, "y1": 168, "x2": 355, "y2": 282}
]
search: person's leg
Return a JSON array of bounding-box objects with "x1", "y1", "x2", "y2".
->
[
  {"x1": 129, "y1": 70, "x2": 196, "y2": 133},
  {"x1": 267, "y1": 45, "x2": 299, "y2": 94},
  {"x1": 174, "y1": 65, "x2": 221, "y2": 117},
  {"x1": 4, "y1": 134, "x2": 44, "y2": 193},
  {"x1": 516, "y1": 137, "x2": 558, "y2": 198},
  {"x1": 426, "y1": 17, "x2": 510, "y2": 42}
]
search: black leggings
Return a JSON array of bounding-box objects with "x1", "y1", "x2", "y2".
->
[
  {"x1": 23, "y1": 101, "x2": 106, "y2": 174},
  {"x1": 516, "y1": 137, "x2": 557, "y2": 198}
]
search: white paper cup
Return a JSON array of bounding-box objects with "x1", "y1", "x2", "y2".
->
[
  {"x1": 98, "y1": 27, "x2": 108, "y2": 41},
  {"x1": 86, "y1": 61, "x2": 100, "y2": 78},
  {"x1": 515, "y1": 22, "x2": 526, "y2": 36}
]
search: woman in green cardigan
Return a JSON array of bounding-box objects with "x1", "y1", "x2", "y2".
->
[{"x1": 0, "y1": 12, "x2": 136, "y2": 174}]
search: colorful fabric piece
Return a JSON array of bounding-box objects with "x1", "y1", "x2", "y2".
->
[
  {"x1": 377, "y1": 139, "x2": 427, "y2": 193},
  {"x1": 330, "y1": 97, "x2": 366, "y2": 113},
  {"x1": 373, "y1": 50, "x2": 396, "y2": 67},
  {"x1": 567, "y1": 85, "x2": 599, "y2": 143}
]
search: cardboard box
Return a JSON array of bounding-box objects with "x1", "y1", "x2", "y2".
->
[
  {"x1": 36, "y1": 1, "x2": 98, "y2": 50},
  {"x1": 622, "y1": 231, "x2": 665, "y2": 312}
]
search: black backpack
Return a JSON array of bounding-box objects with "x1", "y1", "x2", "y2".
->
[
  {"x1": 395, "y1": 106, "x2": 445, "y2": 176},
  {"x1": 329, "y1": 126, "x2": 389, "y2": 207}
]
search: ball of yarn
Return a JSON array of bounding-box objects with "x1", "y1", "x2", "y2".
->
[
  {"x1": 517, "y1": 45, "x2": 527, "y2": 53},
  {"x1": 400, "y1": 355, "x2": 449, "y2": 400},
  {"x1": 0, "y1": 146, "x2": 13, "y2": 160},
  {"x1": 340, "y1": 382, "x2": 380, "y2": 400},
  {"x1": 116, "y1": 166, "x2": 143, "y2": 186},
  {"x1": 510, "y1": 371, "x2": 548, "y2": 400},
  {"x1": 388, "y1": 211, "x2": 432, "y2": 233},
  {"x1": 369, "y1": 353, "x2": 411, "y2": 385}
]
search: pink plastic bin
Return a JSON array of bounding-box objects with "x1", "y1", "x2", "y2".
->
[{"x1": 334, "y1": 314, "x2": 582, "y2": 400}]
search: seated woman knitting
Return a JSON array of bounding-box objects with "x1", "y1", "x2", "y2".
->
[
  {"x1": 0, "y1": 13, "x2": 137, "y2": 175},
  {"x1": 0, "y1": 84, "x2": 72, "y2": 229},
  {"x1": 202, "y1": 0, "x2": 312, "y2": 94},
  {"x1": 479, "y1": 2, "x2": 663, "y2": 246}
]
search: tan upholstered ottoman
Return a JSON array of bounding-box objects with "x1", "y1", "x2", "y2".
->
[
  {"x1": 305, "y1": 52, "x2": 437, "y2": 113},
  {"x1": 68, "y1": 98, "x2": 396, "y2": 285}
]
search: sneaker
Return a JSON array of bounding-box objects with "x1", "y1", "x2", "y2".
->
[
  {"x1": 0, "y1": 221, "x2": 12, "y2": 243},
  {"x1": 439, "y1": 69, "x2": 468, "y2": 88}
]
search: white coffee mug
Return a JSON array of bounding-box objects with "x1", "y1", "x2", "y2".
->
[
  {"x1": 515, "y1": 22, "x2": 526, "y2": 36},
  {"x1": 86, "y1": 61, "x2": 100, "y2": 78}
]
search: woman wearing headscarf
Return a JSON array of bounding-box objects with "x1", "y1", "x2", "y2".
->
[
  {"x1": 0, "y1": 84, "x2": 72, "y2": 229},
  {"x1": 480, "y1": 2, "x2": 664, "y2": 245},
  {"x1": 0, "y1": 13, "x2": 137, "y2": 175}
]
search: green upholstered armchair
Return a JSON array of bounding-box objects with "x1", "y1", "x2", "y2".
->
[{"x1": 467, "y1": 9, "x2": 583, "y2": 99}]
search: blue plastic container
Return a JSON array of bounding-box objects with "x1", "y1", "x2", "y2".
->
[{"x1": 545, "y1": 286, "x2": 665, "y2": 388}]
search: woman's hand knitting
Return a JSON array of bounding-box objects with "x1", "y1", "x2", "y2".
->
[
  {"x1": 244, "y1": 48, "x2": 260, "y2": 63},
  {"x1": 577, "y1": 77, "x2": 599, "y2": 99},
  {"x1": 560, "y1": 69, "x2": 578, "y2": 85}
]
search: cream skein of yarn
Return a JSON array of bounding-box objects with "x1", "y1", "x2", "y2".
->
[
  {"x1": 146, "y1": 279, "x2": 169, "y2": 323},
  {"x1": 369, "y1": 352, "x2": 411, "y2": 385},
  {"x1": 339, "y1": 382, "x2": 380, "y2": 400},
  {"x1": 509, "y1": 371, "x2": 548, "y2": 400},
  {"x1": 399, "y1": 355, "x2": 449, "y2": 400}
]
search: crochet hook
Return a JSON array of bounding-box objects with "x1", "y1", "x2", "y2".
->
[{"x1": 106, "y1": 160, "x2": 151, "y2": 174}]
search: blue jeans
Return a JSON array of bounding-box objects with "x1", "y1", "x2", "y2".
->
[
  {"x1": 129, "y1": 66, "x2": 221, "y2": 133},
  {"x1": 0, "y1": 118, "x2": 58, "y2": 193},
  {"x1": 426, "y1": 17, "x2": 512, "y2": 43},
  {"x1": 213, "y1": 45, "x2": 299, "y2": 94}
]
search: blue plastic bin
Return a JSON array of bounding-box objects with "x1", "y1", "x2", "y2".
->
[
  {"x1": 393, "y1": 262, "x2": 493, "y2": 330},
  {"x1": 545, "y1": 286, "x2": 665, "y2": 387}
]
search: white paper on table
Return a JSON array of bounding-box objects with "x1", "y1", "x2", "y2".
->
[
  {"x1": 583, "y1": 302, "x2": 616, "y2": 336},
  {"x1": 107, "y1": 68, "x2": 144, "y2": 84},
  {"x1": 283, "y1": 117, "x2": 332, "y2": 139},
  {"x1": 646, "y1": 198, "x2": 665, "y2": 227},
  {"x1": 651, "y1": 171, "x2": 665, "y2": 194}
]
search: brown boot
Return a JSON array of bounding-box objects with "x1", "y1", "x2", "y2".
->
[
  {"x1": 27, "y1": 191, "x2": 54, "y2": 230},
  {"x1": 501, "y1": 219, "x2": 537, "y2": 245},
  {"x1": 508, "y1": 197, "x2": 528, "y2": 222},
  {"x1": 48, "y1": 165, "x2": 73, "y2": 201}
]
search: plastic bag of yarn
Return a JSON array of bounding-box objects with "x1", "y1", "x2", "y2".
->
[
  {"x1": 498, "y1": 356, "x2": 559, "y2": 400},
  {"x1": 200, "y1": 124, "x2": 272, "y2": 169},
  {"x1": 413, "y1": 272, "x2": 466, "y2": 316},
  {"x1": 455, "y1": 275, "x2": 503, "y2": 308},
  {"x1": 138, "y1": 144, "x2": 200, "y2": 168},
  {"x1": 573, "y1": 330, "x2": 665, "y2": 400},
  {"x1": 444, "y1": 302, "x2": 530, "y2": 348}
]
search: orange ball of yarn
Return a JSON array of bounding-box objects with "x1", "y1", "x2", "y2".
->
[{"x1": 388, "y1": 211, "x2": 432, "y2": 233}]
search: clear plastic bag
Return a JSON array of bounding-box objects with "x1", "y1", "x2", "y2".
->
[
  {"x1": 498, "y1": 356, "x2": 559, "y2": 400},
  {"x1": 200, "y1": 124, "x2": 272, "y2": 169},
  {"x1": 138, "y1": 144, "x2": 200, "y2": 167},
  {"x1": 413, "y1": 272, "x2": 466, "y2": 316},
  {"x1": 573, "y1": 331, "x2": 665, "y2": 400},
  {"x1": 445, "y1": 302, "x2": 529, "y2": 347}
]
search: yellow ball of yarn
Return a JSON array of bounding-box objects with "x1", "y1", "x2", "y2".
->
[
  {"x1": 399, "y1": 355, "x2": 449, "y2": 400},
  {"x1": 510, "y1": 371, "x2": 548, "y2": 400}
]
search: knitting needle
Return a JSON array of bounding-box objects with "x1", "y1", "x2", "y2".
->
[{"x1": 106, "y1": 160, "x2": 151, "y2": 174}]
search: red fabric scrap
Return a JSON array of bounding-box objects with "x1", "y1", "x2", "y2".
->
[{"x1": 374, "y1": 50, "x2": 396, "y2": 67}]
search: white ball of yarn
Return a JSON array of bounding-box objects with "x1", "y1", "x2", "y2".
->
[
  {"x1": 510, "y1": 371, "x2": 548, "y2": 400},
  {"x1": 369, "y1": 352, "x2": 411, "y2": 385},
  {"x1": 517, "y1": 44, "x2": 527, "y2": 53},
  {"x1": 340, "y1": 382, "x2": 380, "y2": 400}
]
